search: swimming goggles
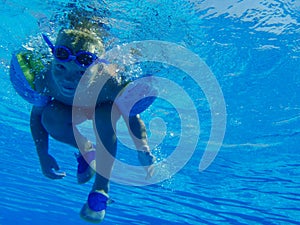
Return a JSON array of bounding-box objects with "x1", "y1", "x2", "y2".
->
[{"x1": 42, "y1": 34, "x2": 107, "y2": 68}]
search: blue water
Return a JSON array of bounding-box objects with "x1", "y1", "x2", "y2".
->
[{"x1": 1, "y1": 0, "x2": 300, "y2": 224}]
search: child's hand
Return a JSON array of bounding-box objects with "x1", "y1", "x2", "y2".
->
[
  {"x1": 137, "y1": 150, "x2": 156, "y2": 180},
  {"x1": 39, "y1": 154, "x2": 66, "y2": 179}
]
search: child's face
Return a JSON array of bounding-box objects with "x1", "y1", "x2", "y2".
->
[
  {"x1": 50, "y1": 35, "x2": 97, "y2": 98},
  {"x1": 51, "y1": 59, "x2": 86, "y2": 98}
]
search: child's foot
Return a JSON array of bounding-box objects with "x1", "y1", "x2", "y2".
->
[
  {"x1": 80, "y1": 190, "x2": 109, "y2": 223},
  {"x1": 76, "y1": 148, "x2": 96, "y2": 184}
]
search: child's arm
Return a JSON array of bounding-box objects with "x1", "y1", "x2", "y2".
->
[{"x1": 30, "y1": 106, "x2": 66, "y2": 179}]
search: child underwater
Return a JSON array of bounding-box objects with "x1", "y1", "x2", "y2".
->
[{"x1": 9, "y1": 12, "x2": 157, "y2": 223}]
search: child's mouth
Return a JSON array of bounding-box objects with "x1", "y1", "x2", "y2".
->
[{"x1": 61, "y1": 85, "x2": 76, "y2": 96}]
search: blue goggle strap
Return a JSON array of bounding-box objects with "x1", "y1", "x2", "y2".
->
[{"x1": 42, "y1": 34, "x2": 55, "y2": 52}]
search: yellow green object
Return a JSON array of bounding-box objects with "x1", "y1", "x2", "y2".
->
[{"x1": 16, "y1": 51, "x2": 44, "y2": 89}]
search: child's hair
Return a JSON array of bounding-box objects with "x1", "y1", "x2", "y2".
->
[
  {"x1": 56, "y1": 29, "x2": 105, "y2": 55},
  {"x1": 55, "y1": 7, "x2": 110, "y2": 55},
  {"x1": 66, "y1": 7, "x2": 109, "y2": 39}
]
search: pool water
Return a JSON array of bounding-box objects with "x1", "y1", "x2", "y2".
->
[{"x1": 1, "y1": 0, "x2": 299, "y2": 224}]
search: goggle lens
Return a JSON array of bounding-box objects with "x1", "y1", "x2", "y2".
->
[
  {"x1": 54, "y1": 47, "x2": 71, "y2": 61},
  {"x1": 76, "y1": 52, "x2": 96, "y2": 67}
]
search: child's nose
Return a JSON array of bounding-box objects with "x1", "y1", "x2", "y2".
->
[{"x1": 64, "y1": 62, "x2": 81, "y2": 80}]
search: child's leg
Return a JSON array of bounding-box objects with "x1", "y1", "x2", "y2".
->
[
  {"x1": 92, "y1": 102, "x2": 120, "y2": 193},
  {"x1": 126, "y1": 115, "x2": 156, "y2": 179},
  {"x1": 126, "y1": 115, "x2": 148, "y2": 149}
]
